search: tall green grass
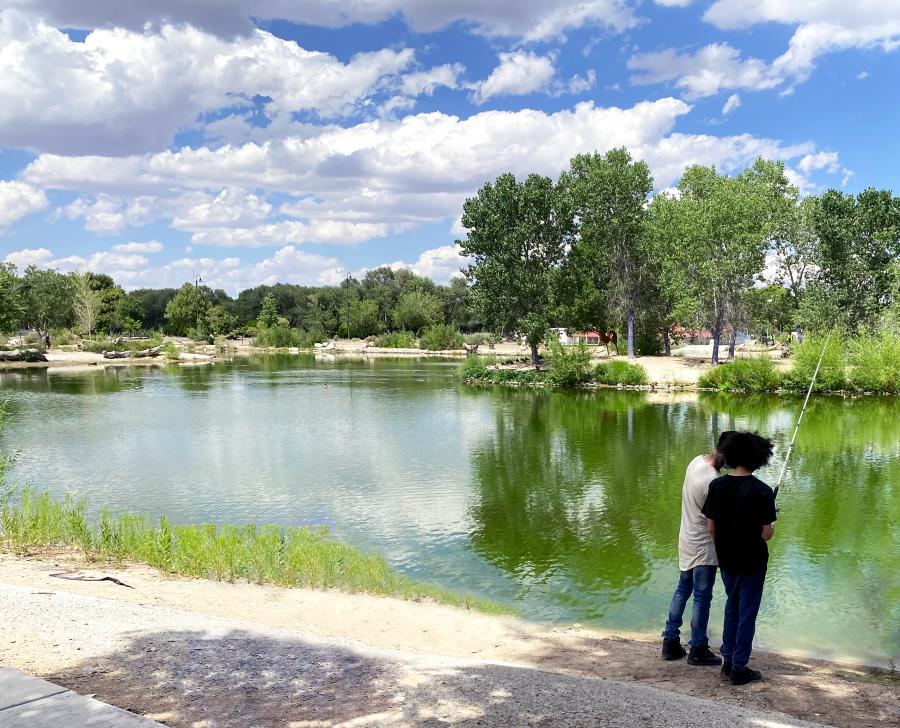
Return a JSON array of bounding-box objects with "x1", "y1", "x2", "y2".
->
[
  {"x1": 0, "y1": 489, "x2": 510, "y2": 615},
  {"x1": 419, "y1": 324, "x2": 464, "y2": 351},
  {"x1": 545, "y1": 342, "x2": 593, "y2": 387},
  {"x1": 783, "y1": 333, "x2": 847, "y2": 392},
  {"x1": 697, "y1": 357, "x2": 781, "y2": 392},
  {"x1": 848, "y1": 333, "x2": 900, "y2": 393},
  {"x1": 593, "y1": 360, "x2": 649, "y2": 386},
  {"x1": 375, "y1": 330, "x2": 417, "y2": 348}
]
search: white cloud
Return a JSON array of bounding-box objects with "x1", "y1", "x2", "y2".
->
[
  {"x1": 13, "y1": 1, "x2": 639, "y2": 42},
  {"x1": 722, "y1": 93, "x2": 741, "y2": 115},
  {"x1": 23, "y1": 98, "x2": 839, "y2": 251},
  {"x1": 112, "y1": 240, "x2": 164, "y2": 253},
  {"x1": 704, "y1": 1, "x2": 900, "y2": 83},
  {"x1": 0, "y1": 180, "x2": 48, "y2": 227},
  {"x1": 628, "y1": 43, "x2": 781, "y2": 99},
  {"x1": 3, "y1": 247, "x2": 53, "y2": 268},
  {"x1": 0, "y1": 9, "x2": 428, "y2": 154},
  {"x1": 857, "y1": 70, "x2": 870, "y2": 79},
  {"x1": 409, "y1": 243, "x2": 469, "y2": 281},
  {"x1": 54, "y1": 194, "x2": 162, "y2": 233},
  {"x1": 400, "y1": 63, "x2": 464, "y2": 96},
  {"x1": 654, "y1": 0, "x2": 693, "y2": 6},
  {"x1": 471, "y1": 51, "x2": 558, "y2": 104},
  {"x1": 797, "y1": 151, "x2": 841, "y2": 176}
]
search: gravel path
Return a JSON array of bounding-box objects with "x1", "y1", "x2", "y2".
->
[{"x1": 0, "y1": 581, "x2": 830, "y2": 728}]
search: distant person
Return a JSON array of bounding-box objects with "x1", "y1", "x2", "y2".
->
[
  {"x1": 702, "y1": 431, "x2": 776, "y2": 685},
  {"x1": 661, "y1": 431, "x2": 736, "y2": 666}
]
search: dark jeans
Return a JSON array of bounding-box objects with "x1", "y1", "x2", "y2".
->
[
  {"x1": 662, "y1": 564, "x2": 717, "y2": 647},
  {"x1": 720, "y1": 565, "x2": 767, "y2": 670}
]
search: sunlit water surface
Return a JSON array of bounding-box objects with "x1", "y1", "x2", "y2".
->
[{"x1": 1, "y1": 356, "x2": 897, "y2": 664}]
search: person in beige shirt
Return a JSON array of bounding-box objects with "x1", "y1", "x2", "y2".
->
[{"x1": 660, "y1": 431, "x2": 736, "y2": 666}]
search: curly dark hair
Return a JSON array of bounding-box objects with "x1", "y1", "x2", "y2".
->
[{"x1": 721, "y1": 431, "x2": 774, "y2": 471}]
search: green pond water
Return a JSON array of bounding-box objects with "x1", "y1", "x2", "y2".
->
[{"x1": 1, "y1": 356, "x2": 897, "y2": 665}]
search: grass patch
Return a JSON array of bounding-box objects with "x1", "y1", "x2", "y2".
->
[
  {"x1": 0, "y1": 489, "x2": 510, "y2": 615},
  {"x1": 376, "y1": 330, "x2": 417, "y2": 349},
  {"x1": 593, "y1": 360, "x2": 648, "y2": 386},
  {"x1": 419, "y1": 324, "x2": 464, "y2": 351},
  {"x1": 784, "y1": 333, "x2": 847, "y2": 392},
  {"x1": 545, "y1": 342, "x2": 592, "y2": 387},
  {"x1": 697, "y1": 357, "x2": 780, "y2": 392},
  {"x1": 848, "y1": 333, "x2": 900, "y2": 393}
]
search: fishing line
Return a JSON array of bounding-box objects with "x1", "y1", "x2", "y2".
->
[{"x1": 773, "y1": 333, "x2": 831, "y2": 499}]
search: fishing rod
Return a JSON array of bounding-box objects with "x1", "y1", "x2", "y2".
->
[{"x1": 773, "y1": 333, "x2": 831, "y2": 499}]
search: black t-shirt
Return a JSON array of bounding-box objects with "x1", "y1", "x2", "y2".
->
[{"x1": 701, "y1": 474, "x2": 777, "y2": 574}]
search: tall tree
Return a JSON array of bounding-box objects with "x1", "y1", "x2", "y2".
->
[
  {"x1": 258, "y1": 293, "x2": 279, "y2": 328},
  {"x1": 391, "y1": 289, "x2": 443, "y2": 332},
  {"x1": 561, "y1": 148, "x2": 653, "y2": 358},
  {"x1": 164, "y1": 283, "x2": 212, "y2": 336},
  {"x1": 72, "y1": 272, "x2": 99, "y2": 337},
  {"x1": 458, "y1": 172, "x2": 574, "y2": 364},
  {"x1": 0, "y1": 263, "x2": 23, "y2": 333},
  {"x1": 20, "y1": 266, "x2": 74, "y2": 338}
]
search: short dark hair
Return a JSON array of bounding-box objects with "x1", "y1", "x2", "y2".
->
[
  {"x1": 716, "y1": 430, "x2": 738, "y2": 451},
  {"x1": 722, "y1": 431, "x2": 774, "y2": 471}
]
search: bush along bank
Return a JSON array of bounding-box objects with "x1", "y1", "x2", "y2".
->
[
  {"x1": 459, "y1": 344, "x2": 651, "y2": 389},
  {"x1": 0, "y1": 489, "x2": 511, "y2": 616},
  {"x1": 698, "y1": 333, "x2": 900, "y2": 394}
]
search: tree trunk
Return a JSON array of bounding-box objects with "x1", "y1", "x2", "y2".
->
[
  {"x1": 663, "y1": 326, "x2": 672, "y2": 357},
  {"x1": 711, "y1": 305, "x2": 724, "y2": 365},
  {"x1": 727, "y1": 330, "x2": 737, "y2": 360},
  {"x1": 530, "y1": 342, "x2": 540, "y2": 367},
  {"x1": 626, "y1": 307, "x2": 635, "y2": 359}
]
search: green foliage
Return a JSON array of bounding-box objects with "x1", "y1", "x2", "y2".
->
[
  {"x1": 258, "y1": 293, "x2": 279, "y2": 328},
  {"x1": 391, "y1": 289, "x2": 443, "y2": 333},
  {"x1": 545, "y1": 341, "x2": 592, "y2": 387},
  {"x1": 0, "y1": 490, "x2": 510, "y2": 614},
  {"x1": 697, "y1": 358, "x2": 781, "y2": 391},
  {"x1": 593, "y1": 360, "x2": 649, "y2": 386},
  {"x1": 784, "y1": 334, "x2": 847, "y2": 392},
  {"x1": 206, "y1": 305, "x2": 237, "y2": 337},
  {"x1": 457, "y1": 355, "x2": 494, "y2": 381},
  {"x1": 376, "y1": 330, "x2": 417, "y2": 348},
  {"x1": 463, "y1": 332, "x2": 494, "y2": 346},
  {"x1": 419, "y1": 323, "x2": 464, "y2": 351},
  {"x1": 20, "y1": 266, "x2": 75, "y2": 336},
  {"x1": 0, "y1": 263, "x2": 23, "y2": 333},
  {"x1": 163, "y1": 342, "x2": 181, "y2": 360},
  {"x1": 458, "y1": 171, "x2": 574, "y2": 362},
  {"x1": 848, "y1": 333, "x2": 900, "y2": 393},
  {"x1": 164, "y1": 283, "x2": 212, "y2": 336}
]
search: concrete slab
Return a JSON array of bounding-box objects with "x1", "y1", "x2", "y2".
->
[
  {"x1": 0, "y1": 668, "x2": 162, "y2": 728},
  {"x1": 0, "y1": 667, "x2": 67, "y2": 711},
  {"x1": 0, "y1": 690, "x2": 161, "y2": 727}
]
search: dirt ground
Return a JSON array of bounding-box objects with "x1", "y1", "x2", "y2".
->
[{"x1": 0, "y1": 553, "x2": 895, "y2": 727}]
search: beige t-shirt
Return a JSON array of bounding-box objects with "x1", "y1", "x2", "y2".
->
[{"x1": 678, "y1": 454, "x2": 719, "y2": 571}]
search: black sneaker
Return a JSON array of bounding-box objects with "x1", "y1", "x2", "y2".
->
[
  {"x1": 661, "y1": 638, "x2": 686, "y2": 660},
  {"x1": 721, "y1": 660, "x2": 732, "y2": 677},
  {"x1": 730, "y1": 667, "x2": 763, "y2": 685},
  {"x1": 687, "y1": 645, "x2": 723, "y2": 666}
]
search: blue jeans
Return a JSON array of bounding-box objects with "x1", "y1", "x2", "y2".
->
[
  {"x1": 720, "y1": 566, "x2": 767, "y2": 670},
  {"x1": 662, "y1": 564, "x2": 717, "y2": 647}
]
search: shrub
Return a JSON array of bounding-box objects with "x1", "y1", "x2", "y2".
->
[
  {"x1": 163, "y1": 342, "x2": 181, "y2": 360},
  {"x1": 51, "y1": 329, "x2": 77, "y2": 346},
  {"x1": 545, "y1": 341, "x2": 593, "y2": 387},
  {"x1": 464, "y1": 332, "x2": 495, "y2": 346},
  {"x1": 593, "y1": 360, "x2": 649, "y2": 386},
  {"x1": 255, "y1": 324, "x2": 299, "y2": 348},
  {"x1": 419, "y1": 324, "x2": 464, "y2": 351},
  {"x1": 376, "y1": 330, "x2": 417, "y2": 349},
  {"x1": 847, "y1": 333, "x2": 900, "y2": 393},
  {"x1": 697, "y1": 357, "x2": 781, "y2": 391},
  {"x1": 783, "y1": 333, "x2": 847, "y2": 392}
]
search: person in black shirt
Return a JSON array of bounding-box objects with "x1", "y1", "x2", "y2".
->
[{"x1": 701, "y1": 431, "x2": 776, "y2": 685}]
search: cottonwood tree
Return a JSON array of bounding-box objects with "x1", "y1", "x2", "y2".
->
[
  {"x1": 0, "y1": 263, "x2": 22, "y2": 333},
  {"x1": 561, "y1": 148, "x2": 653, "y2": 358},
  {"x1": 258, "y1": 293, "x2": 279, "y2": 328},
  {"x1": 72, "y1": 272, "x2": 99, "y2": 337},
  {"x1": 20, "y1": 266, "x2": 74, "y2": 338},
  {"x1": 458, "y1": 172, "x2": 574, "y2": 365},
  {"x1": 164, "y1": 283, "x2": 212, "y2": 336},
  {"x1": 391, "y1": 289, "x2": 443, "y2": 332}
]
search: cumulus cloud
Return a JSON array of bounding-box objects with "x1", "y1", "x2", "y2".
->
[
  {"x1": 471, "y1": 51, "x2": 595, "y2": 104},
  {"x1": 722, "y1": 93, "x2": 741, "y2": 115},
  {"x1": 0, "y1": 181, "x2": 48, "y2": 227},
  {"x1": 628, "y1": 43, "x2": 781, "y2": 99},
  {"x1": 22, "y1": 98, "x2": 842, "y2": 251},
  {"x1": 3, "y1": 247, "x2": 53, "y2": 268},
  {"x1": 797, "y1": 151, "x2": 841, "y2": 176},
  {"x1": 0, "y1": 9, "x2": 435, "y2": 154},
  {"x1": 654, "y1": 0, "x2": 693, "y2": 6},
  {"x1": 112, "y1": 240, "x2": 164, "y2": 253},
  {"x1": 12, "y1": 0, "x2": 638, "y2": 42},
  {"x1": 704, "y1": 0, "x2": 900, "y2": 83}
]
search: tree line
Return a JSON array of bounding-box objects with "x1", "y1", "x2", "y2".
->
[
  {"x1": 458, "y1": 148, "x2": 900, "y2": 363},
  {"x1": 2, "y1": 147, "x2": 898, "y2": 358},
  {"x1": 0, "y1": 263, "x2": 480, "y2": 343}
]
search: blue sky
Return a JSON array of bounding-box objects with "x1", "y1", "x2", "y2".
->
[{"x1": 1, "y1": 1, "x2": 898, "y2": 293}]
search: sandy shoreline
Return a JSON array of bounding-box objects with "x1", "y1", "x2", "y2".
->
[{"x1": 0, "y1": 552, "x2": 895, "y2": 727}]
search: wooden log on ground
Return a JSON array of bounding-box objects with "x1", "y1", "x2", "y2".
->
[
  {"x1": 103, "y1": 346, "x2": 161, "y2": 360},
  {"x1": 0, "y1": 348, "x2": 49, "y2": 363}
]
